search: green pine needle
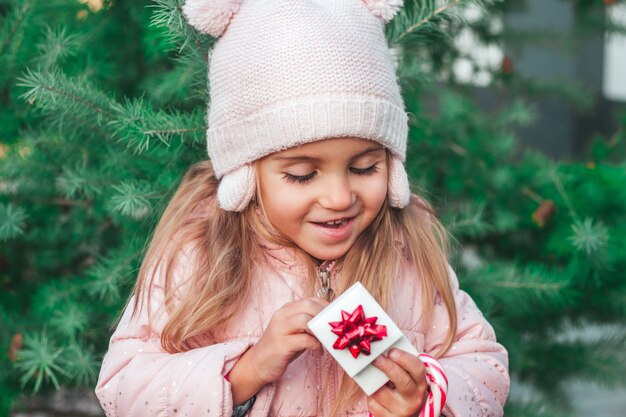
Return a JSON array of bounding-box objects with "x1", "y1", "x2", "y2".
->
[
  {"x1": 149, "y1": 0, "x2": 186, "y2": 32},
  {"x1": 86, "y1": 250, "x2": 138, "y2": 302},
  {"x1": 462, "y1": 261, "x2": 573, "y2": 318},
  {"x1": 387, "y1": 0, "x2": 495, "y2": 46},
  {"x1": 109, "y1": 97, "x2": 205, "y2": 154},
  {"x1": 14, "y1": 331, "x2": 68, "y2": 392},
  {"x1": 55, "y1": 165, "x2": 101, "y2": 200},
  {"x1": 16, "y1": 66, "x2": 121, "y2": 125},
  {"x1": 63, "y1": 344, "x2": 100, "y2": 387},
  {"x1": 50, "y1": 303, "x2": 89, "y2": 338},
  {"x1": 109, "y1": 180, "x2": 154, "y2": 219},
  {"x1": 496, "y1": 99, "x2": 536, "y2": 127},
  {"x1": 0, "y1": 202, "x2": 28, "y2": 241},
  {"x1": 445, "y1": 202, "x2": 491, "y2": 237},
  {"x1": 148, "y1": 0, "x2": 215, "y2": 72},
  {"x1": 34, "y1": 25, "x2": 82, "y2": 70},
  {"x1": 149, "y1": 0, "x2": 207, "y2": 52},
  {"x1": 568, "y1": 217, "x2": 609, "y2": 256}
]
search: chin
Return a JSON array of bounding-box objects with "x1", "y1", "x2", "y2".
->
[{"x1": 306, "y1": 245, "x2": 351, "y2": 262}]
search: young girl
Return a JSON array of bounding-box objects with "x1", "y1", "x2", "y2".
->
[{"x1": 95, "y1": 1, "x2": 510, "y2": 416}]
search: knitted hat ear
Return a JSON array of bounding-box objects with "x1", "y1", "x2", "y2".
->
[
  {"x1": 217, "y1": 164, "x2": 256, "y2": 211},
  {"x1": 388, "y1": 154, "x2": 411, "y2": 208},
  {"x1": 362, "y1": 0, "x2": 404, "y2": 23},
  {"x1": 182, "y1": 0, "x2": 244, "y2": 37}
]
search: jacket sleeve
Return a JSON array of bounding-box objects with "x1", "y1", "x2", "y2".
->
[
  {"x1": 424, "y1": 265, "x2": 510, "y2": 417},
  {"x1": 94, "y1": 249, "x2": 274, "y2": 417}
]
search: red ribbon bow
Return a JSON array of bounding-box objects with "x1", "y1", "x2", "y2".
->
[{"x1": 329, "y1": 305, "x2": 387, "y2": 358}]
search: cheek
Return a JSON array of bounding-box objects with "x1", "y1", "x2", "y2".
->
[
  {"x1": 375, "y1": 179, "x2": 389, "y2": 204},
  {"x1": 260, "y1": 178, "x2": 309, "y2": 225},
  {"x1": 362, "y1": 173, "x2": 388, "y2": 209}
]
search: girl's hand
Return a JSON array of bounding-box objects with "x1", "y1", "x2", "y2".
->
[
  {"x1": 368, "y1": 349, "x2": 429, "y2": 417},
  {"x1": 248, "y1": 297, "x2": 329, "y2": 385}
]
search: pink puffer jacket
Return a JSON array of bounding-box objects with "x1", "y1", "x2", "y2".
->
[{"x1": 95, "y1": 236, "x2": 509, "y2": 417}]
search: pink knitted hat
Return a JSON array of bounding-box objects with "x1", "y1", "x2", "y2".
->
[{"x1": 182, "y1": 0, "x2": 410, "y2": 211}]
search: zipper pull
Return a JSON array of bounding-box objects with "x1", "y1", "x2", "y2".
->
[{"x1": 316, "y1": 270, "x2": 335, "y2": 301}]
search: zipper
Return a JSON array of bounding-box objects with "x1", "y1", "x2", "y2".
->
[{"x1": 316, "y1": 260, "x2": 336, "y2": 301}]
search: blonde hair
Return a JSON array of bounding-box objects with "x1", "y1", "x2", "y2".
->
[{"x1": 132, "y1": 157, "x2": 457, "y2": 416}]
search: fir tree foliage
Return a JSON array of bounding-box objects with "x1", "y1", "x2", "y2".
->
[
  {"x1": 1, "y1": 0, "x2": 625, "y2": 415},
  {"x1": 0, "y1": 203, "x2": 28, "y2": 240},
  {"x1": 13, "y1": 331, "x2": 67, "y2": 392}
]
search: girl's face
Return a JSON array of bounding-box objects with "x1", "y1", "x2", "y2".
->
[{"x1": 258, "y1": 137, "x2": 388, "y2": 261}]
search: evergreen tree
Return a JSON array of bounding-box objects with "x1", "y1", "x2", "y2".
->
[{"x1": 1, "y1": 0, "x2": 625, "y2": 416}]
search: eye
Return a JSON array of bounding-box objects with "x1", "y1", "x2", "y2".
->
[
  {"x1": 282, "y1": 163, "x2": 379, "y2": 184},
  {"x1": 283, "y1": 171, "x2": 317, "y2": 184},
  {"x1": 350, "y1": 163, "x2": 379, "y2": 176}
]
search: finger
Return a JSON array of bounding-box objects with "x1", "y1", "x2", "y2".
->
[
  {"x1": 279, "y1": 298, "x2": 328, "y2": 317},
  {"x1": 367, "y1": 397, "x2": 391, "y2": 417},
  {"x1": 281, "y1": 312, "x2": 317, "y2": 334},
  {"x1": 373, "y1": 354, "x2": 417, "y2": 397},
  {"x1": 388, "y1": 349, "x2": 428, "y2": 393},
  {"x1": 289, "y1": 333, "x2": 324, "y2": 356},
  {"x1": 369, "y1": 385, "x2": 400, "y2": 407},
  {"x1": 308, "y1": 296, "x2": 330, "y2": 308}
]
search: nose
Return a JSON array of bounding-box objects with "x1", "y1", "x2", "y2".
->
[{"x1": 318, "y1": 173, "x2": 356, "y2": 211}]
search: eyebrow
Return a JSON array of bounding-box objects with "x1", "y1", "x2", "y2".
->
[{"x1": 273, "y1": 145, "x2": 384, "y2": 162}]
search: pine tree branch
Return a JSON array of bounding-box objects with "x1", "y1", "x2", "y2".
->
[
  {"x1": 396, "y1": 0, "x2": 462, "y2": 43},
  {"x1": 30, "y1": 81, "x2": 114, "y2": 118},
  {"x1": 17, "y1": 67, "x2": 120, "y2": 123},
  {"x1": 111, "y1": 98, "x2": 205, "y2": 153},
  {"x1": 86, "y1": 249, "x2": 141, "y2": 301},
  {"x1": 550, "y1": 168, "x2": 580, "y2": 222},
  {"x1": 174, "y1": 3, "x2": 209, "y2": 67},
  {"x1": 142, "y1": 126, "x2": 205, "y2": 136},
  {"x1": 462, "y1": 262, "x2": 576, "y2": 317},
  {"x1": 0, "y1": 203, "x2": 28, "y2": 241},
  {"x1": 0, "y1": 0, "x2": 31, "y2": 57},
  {"x1": 151, "y1": 0, "x2": 209, "y2": 66},
  {"x1": 55, "y1": 110, "x2": 111, "y2": 140}
]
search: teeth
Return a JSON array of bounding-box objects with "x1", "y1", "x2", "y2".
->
[{"x1": 324, "y1": 218, "x2": 346, "y2": 226}]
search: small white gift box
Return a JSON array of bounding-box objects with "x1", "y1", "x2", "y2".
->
[{"x1": 307, "y1": 282, "x2": 418, "y2": 396}]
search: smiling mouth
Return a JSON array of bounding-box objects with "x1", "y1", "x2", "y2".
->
[{"x1": 312, "y1": 217, "x2": 353, "y2": 228}]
